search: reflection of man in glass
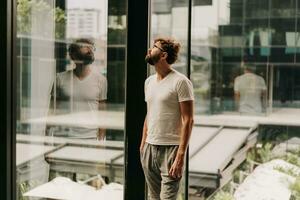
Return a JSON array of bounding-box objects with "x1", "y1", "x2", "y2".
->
[
  {"x1": 54, "y1": 39, "x2": 107, "y2": 139},
  {"x1": 234, "y1": 63, "x2": 267, "y2": 114},
  {"x1": 140, "y1": 38, "x2": 194, "y2": 200}
]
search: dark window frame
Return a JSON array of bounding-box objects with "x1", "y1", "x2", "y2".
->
[{"x1": 1, "y1": 0, "x2": 15, "y2": 199}]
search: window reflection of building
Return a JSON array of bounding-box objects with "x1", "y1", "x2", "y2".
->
[
  {"x1": 215, "y1": 0, "x2": 300, "y2": 114},
  {"x1": 151, "y1": 0, "x2": 190, "y2": 75},
  {"x1": 189, "y1": 2, "x2": 300, "y2": 199},
  {"x1": 67, "y1": 9, "x2": 102, "y2": 39},
  {"x1": 16, "y1": 0, "x2": 127, "y2": 199}
]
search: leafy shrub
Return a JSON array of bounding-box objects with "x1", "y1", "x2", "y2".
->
[
  {"x1": 290, "y1": 177, "x2": 300, "y2": 200},
  {"x1": 213, "y1": 191, "x2": 235, "y2": 200}
]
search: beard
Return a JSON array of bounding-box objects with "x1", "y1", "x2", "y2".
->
[
  {"x1": 79, "y1": 53, "x2": 94, "y2": 65},
  {"x1": 145, "y1": 53, "x2": 160, "y2": 65}
]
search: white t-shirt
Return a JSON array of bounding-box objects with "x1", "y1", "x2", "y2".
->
[
  {"x1": 234, "y1": 73, "x2": 266, "y2": 114},
  {"x1": 145, "y1": 69, "x2": 194, "y2": 145},
  {"x1": 55, "y1": 67, "x2": 107, "y2": 138}
]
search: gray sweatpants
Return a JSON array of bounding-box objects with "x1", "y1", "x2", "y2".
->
[{"x1": 140, "y1": 143, "x2": 181, "y2": 200}]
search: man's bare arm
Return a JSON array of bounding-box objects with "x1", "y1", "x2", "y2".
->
[
  {"x1": 140, "y1": 114, "x2": 148, "y2": 152},
  {"x1": 234, "y1": 92, "x2": 240, "y2": 111},
  {"x1": 177, "y1": 100, "x2": 194, "y2": 156},
  {"x1": 169, "y1": 100, "x2": 194, "y2": 178},
  {"x1": 97, "y1": 100, "x2": 107, "y2": 140}
]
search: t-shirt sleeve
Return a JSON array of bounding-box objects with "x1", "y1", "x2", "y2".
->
[
  {"x1": 234, "y1": 77, "x2": 240, "y2": 92},
  {"x1": 176, "y1": 78, "x2": 194, "y2": 102},
  {"x1": 99, "y1": 76, "x2": 107, "y2": 101},
  {"x1": 260, "y1": 77, "x2": 267, "y2": 91},
  {"x1": 144, "y1": 77, "x2": 151, "y2": 102}
]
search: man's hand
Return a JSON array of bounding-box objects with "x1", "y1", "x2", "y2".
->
[
  {"x1": 139, "y1": 142, "x2": 145, "y2": 153},
  {"x1": 169, "y1": 153, "x2": 185, "y2": 179},
  {"x1": 97, "y1": 129, "x2": 106, "y2": 140},
  {"x1": 140, "y1": 115, "x2": 148, "y2": 154}
]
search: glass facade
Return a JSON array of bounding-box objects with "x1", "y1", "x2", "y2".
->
[
  {"x1": 10, "y1": 0, "x2": 300, "y2": 199},
  {"x1": 16, "y1": 0, "x2": 126, "y2": 199},
  {"x1": 188, "y1": 0, "x2": 300, "y2": 116},
  {"x1": 189, "y1": 0, "x2": 300, "y2": 199},
  {"x1": 150, "y1": 0, "x2": 189, "y2": 75}
]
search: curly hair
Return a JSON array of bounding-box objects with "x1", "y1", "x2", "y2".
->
[
  {"x1": 154, "y1": 37, "x2": 181, "y2": 65},
  {"x1": 68, "y1": 38, "x2": 95, "y2": 60}
]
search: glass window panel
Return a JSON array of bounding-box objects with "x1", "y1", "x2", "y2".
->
[
  {"x1": 243, "y1": 47, "x2": 270, "y2": 62},
  {"x1": 230, "y1": 1, "x2": 243, "y2": 24},
  {"x1": 190, "y1": 0, "x2": 234, "y2": 199},
  {"x1": 189, "y1": 1, "x2": 276, "y2": 199},
  {"x1": 245, "y1": 0, "x2": 269, "y2": 19},
  {"x1": 272, "y1": 65, "x2": 300, "y2": 109},
  {"x1": 219, "y1": 25, "x2": 243, "y2": 39},
  {"x1": 191, "y1": 60, "x2": 212, "y2": 114},
  {"x1": 186, "y1": 0, "x2": 300, "y2": 199},
  {"x1": 220, "y1": 48, "x2": 242, "y2": 59},
  {"x1": 295, "y1": 20, "x2": 300, "y2": 62},
  {"x1": 16, "y1": 0, "x2": 126, "y2": 199},
  {"x1": 147, "y1": 0, "x2": 189, "y2": 199},
  {"x1": 269, "y1": 47, "x2": 295, "y2": 63},
  {"x1": 150, "y1": 0, "x2": 189, "y2": 76},
  {"x1": 270, "y1": 20, "x2": 295, "y2": 47},
  {"x1": 270, "y1": 0, "x2": 296, "y2": 18},
  {"x1": 244, "y1": 20, "x2": 270, "y2": 50},
  {"x1": 190, "y1": 1, "x2": 300, "y2": 199}
]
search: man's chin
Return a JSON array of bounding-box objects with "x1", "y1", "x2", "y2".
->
[{"x1": 145, "y1": 57, "x2": 155, "y2": 66}]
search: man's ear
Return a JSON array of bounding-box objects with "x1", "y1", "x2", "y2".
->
[{"x1": 161, "y1": 52, "x2": 168, "y2": 59}]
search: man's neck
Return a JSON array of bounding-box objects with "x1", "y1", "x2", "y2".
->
[
  {"x1": 244, "y1": 70, "x2": 253, "y2": 74},
  {"x1": 155, "y1": 64, "x2": 172, "y2": 80},
  {"x1": 74, "y1": 64, "x2": 91, "y2": 79}
]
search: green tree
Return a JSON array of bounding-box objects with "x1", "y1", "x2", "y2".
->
[{"x1": 17, "y1": 0, "x2": 66, "y2": 39}]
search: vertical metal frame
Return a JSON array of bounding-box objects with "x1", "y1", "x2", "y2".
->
[
  {"x1": 187, "y1": 0, "x2": 192, "y2": 79},
  {"x1": 185, "y1": 0, "x2": 192, "y2": 199},
  {"x1": 0, "y1": 0, "x2": 15, "y2": 199},
  {"x1": 124, "y1": 0, "x2": 149, "y2": 199}
]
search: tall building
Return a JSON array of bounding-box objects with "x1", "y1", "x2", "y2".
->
[{"x1": 66, "y1": 8, "x2": 101, "y2": 39}]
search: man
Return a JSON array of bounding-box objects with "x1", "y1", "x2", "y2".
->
[
  {"x1": 54, "y1": 38, "x2": 107, "y2": 139},
  {"x1": 140, "y1": 38, "x2": 194, "y2": 200},
  {"x1": 234, "y1": 63, "x2": 267, "y2": 114}
]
